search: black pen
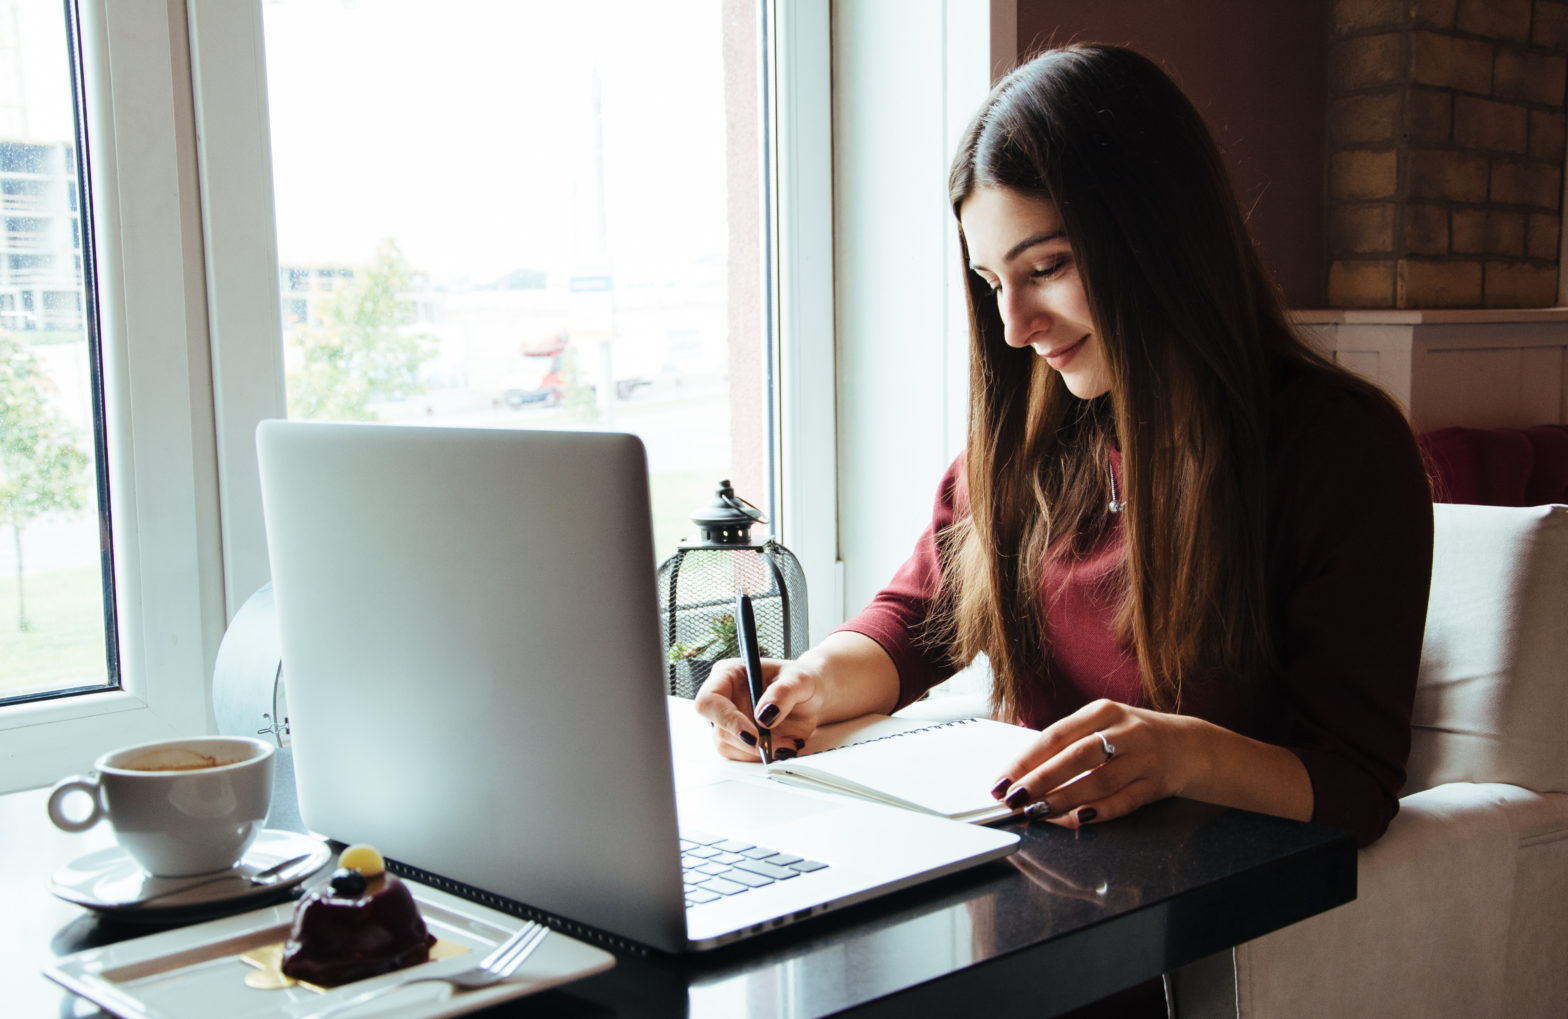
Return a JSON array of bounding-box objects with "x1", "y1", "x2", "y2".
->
[{"x1": 735, "y1": 592, "x2": 772, "y2": 764}]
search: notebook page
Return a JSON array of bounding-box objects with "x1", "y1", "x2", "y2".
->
[{"x1": 765, "y1": 717, "x2": 1039, "y2": 820}]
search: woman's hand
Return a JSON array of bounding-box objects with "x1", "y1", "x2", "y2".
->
[
  {"x1": 694, "y1": 656, "x2": 828, "y2": 762},
  {"x1": 991, "y1": 700, "x2": 1202, "y2": 828},
  {"x1": 992, "y1": 698, "x2": 1314, "y2": 828},
  {"x1": 693, "y1": 631, "x2": 902, "y2": 763}
]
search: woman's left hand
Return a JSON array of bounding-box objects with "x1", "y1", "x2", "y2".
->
[{"x1": 992, "y1": 698, "x2": 1208, "y2": 829}]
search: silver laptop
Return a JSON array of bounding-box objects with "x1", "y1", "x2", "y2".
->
[{"x1": 255, "y1": 420, "x2": 1018, "y2": 952}]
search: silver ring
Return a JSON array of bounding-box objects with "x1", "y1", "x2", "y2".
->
[{"x1": 1094, "y1": 730, "x2": 1116, "y2": 761}]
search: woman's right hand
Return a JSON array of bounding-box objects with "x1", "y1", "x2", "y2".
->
[{"x1": 694, "y1": 656, "x2": 827, "y2": 762}]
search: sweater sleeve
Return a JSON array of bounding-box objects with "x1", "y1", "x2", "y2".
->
[
  {"x1": 1268, "y1": 385, "x2": 1433, "y2": 847},
  {"x1": 833, "y1": 457, "x2": 966, "y2": 710}
]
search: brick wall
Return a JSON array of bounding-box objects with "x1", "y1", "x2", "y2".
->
[{"x1": 1328, "y1": 0, "x2": 1568, "y2": 307}]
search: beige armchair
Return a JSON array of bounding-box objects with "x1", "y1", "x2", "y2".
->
[{"x1": 1174, "y1": 503, "x2": 1568, "y2": 1017}]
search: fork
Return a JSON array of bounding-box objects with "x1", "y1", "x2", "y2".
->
[{"x1": 301, "y1": 921, "x2": 549, "y2": 1018}]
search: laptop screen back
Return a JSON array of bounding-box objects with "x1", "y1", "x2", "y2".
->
[{"x1": 257, "y1": 420, "x2": 687, "y2": 951}]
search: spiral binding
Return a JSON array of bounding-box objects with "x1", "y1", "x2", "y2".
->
[{"x1": 825, "y1": 717, "x2": 981, "y2": 752}]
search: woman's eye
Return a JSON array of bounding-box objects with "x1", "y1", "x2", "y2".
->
[{"x1": 1032, "y1": 257, "x2": 1070, "y2": 280}]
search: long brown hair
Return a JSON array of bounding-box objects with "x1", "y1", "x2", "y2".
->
[{"x1": 938, "y1": 44, "x2": 1373, "y2": 718}]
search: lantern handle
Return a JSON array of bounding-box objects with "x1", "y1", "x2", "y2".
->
[
  {"x1": 689, "y1": 480, "x2": 766, "y2": 545},
  {"x1": 718, "y1": 480, "x2": 765, "y2": 523}
]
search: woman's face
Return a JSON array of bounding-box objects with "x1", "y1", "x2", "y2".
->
[{"x1": 958, "y1": 186, "x2": 1110, "y2": 400}]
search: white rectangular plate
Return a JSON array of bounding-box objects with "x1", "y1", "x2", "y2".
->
[{"x1": 43, "y1": 880, "x2": 615, "y2": 1018}]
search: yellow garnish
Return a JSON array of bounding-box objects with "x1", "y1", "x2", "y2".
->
[{"x1": 338, "y1": 844, "x2": 385, "y2": 877}]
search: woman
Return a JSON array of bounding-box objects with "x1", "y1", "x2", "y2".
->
[{"x1": 696, "y1": 44, "x2": 1432, "y2": 850}]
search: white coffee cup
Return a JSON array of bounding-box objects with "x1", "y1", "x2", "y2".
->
[{"x1": 47, "y1": 736, "x2": 276, "y2": 877}]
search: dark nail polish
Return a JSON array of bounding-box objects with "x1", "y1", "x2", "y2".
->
[
  {"x1": 1024, "y1": 800, "x2": 1055, "y2": 821},
  {"x1": 1076, "y1": 806, "x2": 1098, "y2": 824},
  {"x1": 990, "y1": 778, "x2": 1013, "y2": 801},
  {"x1": 739, "y1": 730, "x2": 757, "y2": 746},
  {"x1": 756, "y1": 704, "x2": 780, "y2": 727},
  {"x1": 1004, "y1": 787, "x2": 1031, "y2": 810},
  {"x1": 774, "y1": 747, "x2": 797, "y2": 760},
  {"x1": 792, "y1": 737, "x2": 806, "y2": 750}
]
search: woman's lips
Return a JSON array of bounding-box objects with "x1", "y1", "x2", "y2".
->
[{"x1": 1040, "y1": 334, "x2": 1089, "y2": 368}]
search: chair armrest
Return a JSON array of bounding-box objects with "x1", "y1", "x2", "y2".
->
[{"x1": 1173, "y1": 783, "x2": 1568, "y2": 1019}]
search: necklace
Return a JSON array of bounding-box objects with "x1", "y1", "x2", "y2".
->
[{"x1": 1108, "y1": 454, "x2": 1125, "y2": 514}]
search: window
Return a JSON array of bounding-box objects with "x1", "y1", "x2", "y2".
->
[
  {"x1": 260, "y1": 0, "x2": 773, "y2": 558},
  {"x1": 0, "y1": 1, "x2": 111, "y2": 705},
  {"x1": 1, "y1": 0, "x2": 223, "y2": 791},
  {"x1": 0, "y1": 0, "x2": 838, "y2": 793}
]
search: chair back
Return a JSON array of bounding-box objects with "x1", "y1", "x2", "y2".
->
[{"x1": 1406, "y1": 503, "x2": 1568, "y2": 795}]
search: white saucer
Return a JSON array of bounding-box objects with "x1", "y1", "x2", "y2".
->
[{"x1": 49, "y1": 829, "x2": 332, "y2": 921}]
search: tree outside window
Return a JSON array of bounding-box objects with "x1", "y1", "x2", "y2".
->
[
  {"x1": 284, "y1": 238, "x2": 437, "y2": 422},
  {"x1": 0, "y1": 330, "x2": 88, "y2": 633}
]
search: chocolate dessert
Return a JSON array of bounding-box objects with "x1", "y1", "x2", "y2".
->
[{"x1": 280, "y1": 845, "x2": 435, "y2": 987}]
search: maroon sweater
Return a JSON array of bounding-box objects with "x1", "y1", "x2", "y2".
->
[{"x1": 839, "y1": 368, "x2": 1433, "y2": 846}]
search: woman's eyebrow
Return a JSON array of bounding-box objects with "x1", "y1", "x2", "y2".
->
[{"x1": 969, "y1": 230, "x2": 1067, "y2": 272}]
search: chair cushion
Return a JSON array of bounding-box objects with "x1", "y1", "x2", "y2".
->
[{"x1": 1406, "y1": 503, "x2": 1568, "y2": 795}]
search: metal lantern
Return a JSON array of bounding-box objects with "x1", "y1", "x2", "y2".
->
[{"x1": 657, "y1": 480, "x2": 808, "y2": 698}]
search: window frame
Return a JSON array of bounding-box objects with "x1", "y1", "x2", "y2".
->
[
  {"x1": 829, "y1": 0, "x2": 1014, "y2": 621},
  {"x1": 0, "y1": 0, "x2": 224, "y2": 792},
  {"x1": 768, "y1": 0, "x2": 840, "y2": 643}
]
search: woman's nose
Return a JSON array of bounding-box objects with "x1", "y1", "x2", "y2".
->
[{"x1": 999, "y1": 290, "x2": 1045, "y2": 347}]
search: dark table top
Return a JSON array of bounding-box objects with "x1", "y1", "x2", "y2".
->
[
  {"x1": 13, "y1": 747, "x2": 1354, "y2": 1018},
  {"x1": 559, "y1": 796, "x2": 1353, "y2": 1017}
]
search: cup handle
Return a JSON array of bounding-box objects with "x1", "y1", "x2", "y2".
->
[{"x1": 47, "y1": 774, "x2": 104, "y2": 833}]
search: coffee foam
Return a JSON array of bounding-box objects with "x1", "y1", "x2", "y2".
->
[{"x1": 121, "y1": 747, "x2": 233, "y2": 772}]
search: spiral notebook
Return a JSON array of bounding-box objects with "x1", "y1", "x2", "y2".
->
[{"x1": 765, "y1": 716, "x2": 1042, "y2": 824}]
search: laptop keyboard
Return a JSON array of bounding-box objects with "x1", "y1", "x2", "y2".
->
[{"x1": 680, "y1": 829, "x2": 829, "y2": 908}]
